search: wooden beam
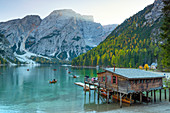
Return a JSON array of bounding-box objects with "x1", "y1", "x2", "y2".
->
[
  {"x1": 120, "y1": 93, "x2": 122, "y2": 108},
  {"x1": 160, "y1": 89, "x2": 161, "y2": 102},
  {"x1": 165, "y1": 89, "x2": 167, "y2": 100}
]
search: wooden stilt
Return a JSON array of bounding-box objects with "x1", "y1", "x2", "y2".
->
[
  {"x1": 130, "y1": 93, "x2": 132, "y2": 106},
  {"x1": 165, "y1": 89, "x2": 167, "y2": 100},
  {"x1": 84, "y1": 79, "x2": 86, "y2": 95},
  {"x1": 117, "y1": 92, "x2": 119, "y2": 103},
  {"x1": 146, "y1": 91, "x2": 148, "y2": 99},
  {"x1": 89, "y1": 84, "x2": 91, "y2": 97},
  {"x1": 134, "y1": 93, "x2": 136, "y2": 103},
  {"x1": 154, "y1": 90, "x2": 156, "y2": 102},
  {"x1": 107, "y1": 90, "x2": 109, "y2": 104},
  {"x1": 120, "y1": 93, "x2": 122, "y2": 108},
  {"x1": 151, "y1": 90, "x2": 153, "y2": 96},
  {"x1": 98, "y1": 81, "x2": 100, "y2": 102},
  {"x1": 169, "y1": 88, "x2": 170, "y2": 102},
  {"x1": 160, "y1": 89, "x2": 161, "y2": 102},
  {"x1": 140, "y1": 92, "x2": 142, "y2": 104}
]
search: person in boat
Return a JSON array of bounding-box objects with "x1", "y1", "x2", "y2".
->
[{"x1": 53, "y1": 79, "x2": 56, "y2": 82}]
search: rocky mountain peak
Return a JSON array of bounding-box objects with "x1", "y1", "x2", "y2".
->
[
  {"x1": 145, "y1": 0, "x2": 164, "y2": 25},
  {"x1": 49, "y1": 9, "x2": 94, "y2": 22}
]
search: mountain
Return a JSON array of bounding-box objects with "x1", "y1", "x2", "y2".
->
[
  {"x1": 72, "y1": 0, "x2": 164, "y2": 67},
  {"x1": 102, "y1": 24, "x2": 118, "y2": 41},
  {"x1": 0, "y1": 9, "x2": 115, "y2": 64},
  {"x1": 0, "y1": 33, "x2": 22, "y2": 65}
]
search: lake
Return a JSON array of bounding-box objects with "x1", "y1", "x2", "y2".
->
[{"x1": 0, "y1": 65, "x2": 169, "y2": 113}]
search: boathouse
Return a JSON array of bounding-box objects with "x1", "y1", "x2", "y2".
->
[
  {"x1": 84, "y1": 68, "x2": 170, "y2": 108},
  {"x1": 97, "y1": 68, "x2": 164, "y2": 94}
]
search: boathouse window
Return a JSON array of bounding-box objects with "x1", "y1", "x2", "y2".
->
[
  {"x1": 153, "y1": 79, "x2": 155, "y2": 83},
  {"x1": 112, "y1": 76, "x2": 116, "y2": 83},
  {"x1": 145, "y1": 80, "x2": 147, "y2": 83}
]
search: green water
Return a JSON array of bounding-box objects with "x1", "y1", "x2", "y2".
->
[
  {"x1": 0, "y1": 65, "x2": 107, "y2": 113},
  {"x1": 0, "y1": 65, "x2": 169, "y2": 113}
]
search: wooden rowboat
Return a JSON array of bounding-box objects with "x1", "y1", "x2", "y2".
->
[
  {"x1": 49, "y1": 81, "x2": 57, "y2": 84},
  {"x1": 112, "y1": 95, "x2": 134, "y2": 104}
]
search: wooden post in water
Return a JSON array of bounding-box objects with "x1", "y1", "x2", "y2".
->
[
  {"x1": 169, "y1": 88, "x2": 170, "y2": 102},
  {"x1": 120, "y1": 93, "x2": 122, "y2": 108},
  {"x1": 107, "y1": 90, "x2": 109, "y2": 104},
  {"x1": 165, "y1": 88, "x2": 167, "y2": 100},
  {"x1": 154, "y1": 90, "x2": 156, "y2": 102},
  {"x1": 130, "y1": 93, "x2": 132, "y2": 106},
  {"x1": 117, "y1": 92, "x2": 119, "y2": 103},
  {"x1": 160, "y1": 89, "x2": 161, "y2": 101},
  {"x1": 89, "y1": 83, "x2": 91, "y2": 97},
  {"x1": 84, "y1": 77, "x2": 86, "y2": 95},
  {"x1": 151, "y1": 90, "x2": 153, "y2": 96},
  {"x1": 140, "y1": 92, "x2": 142, "y2": 104},
  {"x1": 98, "y1": 81, "x2": 100, "y2": 102}
]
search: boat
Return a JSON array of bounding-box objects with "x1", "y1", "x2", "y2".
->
[
  {"x1": 100, "y1": 91, "x2": 107, "y2": 97},
  {"x1": 68, "y1": 71, "x2": 71, "y2": 73},
  {"x1": 49, "y1": 80, "x2": 57, "y2": 84},
  {"x1": 112, "y1": 94, "x2": 134, "y2": 104},
  {"x1": 74, "y1": 82, "x2": 96, "y2": 90}
]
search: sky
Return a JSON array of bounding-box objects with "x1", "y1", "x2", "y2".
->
[{"x1": 0, "y1": 0, "x2": 155, "y2": 25}]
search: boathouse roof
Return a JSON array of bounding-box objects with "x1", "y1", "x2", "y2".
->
[{"x1": 104, "y1": 68, "x2": 164, "y2": 79}]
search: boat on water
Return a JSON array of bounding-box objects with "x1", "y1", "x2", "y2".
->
[
  {"x1": 74, "y1": 82, "x2": 96, "y2": 91},
  {"x1": 49, "y1": 79, "x2": 57, "y2": 84}
]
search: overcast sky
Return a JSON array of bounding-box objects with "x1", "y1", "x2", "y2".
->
[{"x1": 0, "y1": 0, "x2": 154, "y2": 25}]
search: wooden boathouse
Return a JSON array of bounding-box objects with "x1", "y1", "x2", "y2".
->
[{"x1": 84, "y1": 68, "x2": 170, "y2": 108}]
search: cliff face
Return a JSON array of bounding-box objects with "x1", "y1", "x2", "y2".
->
[{"x1": 0, "y1": 9, "x2": 113, "y2": 63}]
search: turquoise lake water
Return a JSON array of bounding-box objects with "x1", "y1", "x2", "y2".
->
[{"x1": 0, "y1": 65, "x2": 169, "y2": 113}]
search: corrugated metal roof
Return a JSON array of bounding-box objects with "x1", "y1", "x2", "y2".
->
[{"x1": 105, "y1": 68, "x2": 164, "y2": 79}]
